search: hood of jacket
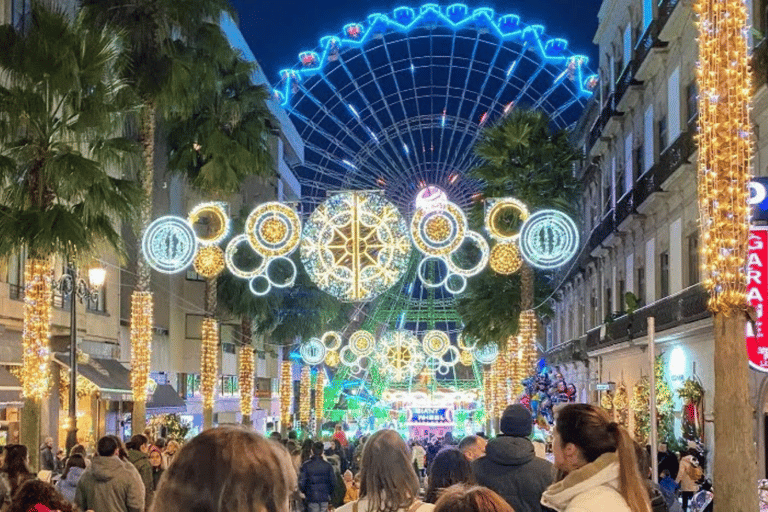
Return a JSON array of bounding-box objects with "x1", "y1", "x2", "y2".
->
[
  {"x1": 484, "y1": 436, "x2": 535, "y2": 466},
  {"x1": 540, "y1": 452, "x2": 621, "y2": 511},
  {"x1": 61, "y1": 466, "x2": 85, "y2": 486},
  {"x1": 90, "y1": 455, "x2": 129, "y2": 482}
]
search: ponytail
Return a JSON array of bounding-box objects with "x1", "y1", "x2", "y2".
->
[{"x1": 607, "y1": 422, "x2": 651, "y2": 512}]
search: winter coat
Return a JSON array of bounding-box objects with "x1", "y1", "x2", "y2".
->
[
  {"x1": 75, "y1": 455, "x2": 145, "y2": 512},
  {"x1": 299, "y1": 456, "x2": 336, "y2": 504},
  {"x1": 56, "y1": 466, "x2": 85, "y2": 503},
  {"x1": 127, "y1": 449, "x2": 153, "y2": 508},
  {"x1": 472, "y1": 436, "x2": 554, "y2": 512},
  {"x1": 675, "y1": 455, "x2": 700, "y2": 493},
  {"x1": 540, "y1": 452, "x2": 632, "y2": 512},
  {"x1": 343, "y1": 482, "x2": 359, "y2": 504},
  {"x1": 336, "y1": 498, "x2": 434, "y2": 512},
  {"x1": 40, "y1": 446, "x2": 55, "y2": 472},
  {"x1": 151, "y1": 467, "x2": 163, "y2": 491}
]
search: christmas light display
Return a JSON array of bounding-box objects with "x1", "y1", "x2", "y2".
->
[
  {"x1": 418, "y1": 256, "x2": 449, "y2": 288},
  {"x1": 349, "y1": 330, "x2": 375, "y2": 357},
  {"x1": 249, "y1": 275, "x2": 271, "y2": 297},
  {"x1": 631, "y1": 377, "x2": 650, "y2": 444},
  {"x1": 21, "y1": 259, "x2": 53, "y2": 400},
  {"x1": 613, "y1": 382, "x2": 628, "y2": 428},
  {"x1": 142, "y1": 216, "x2": 198, "y2": 273},
  {"x1": 414, "y1": 185, "x2": 448, "y2": 210},
  {"x1": 324, "y1": 350, "x2": 340, "y2": 367},
  {"x1": 130, "y1": 292, "x2": 153, "y2": 402},
  {"x1": 300, "y1": 338, "x2": 327, "y2": 365},
  {"x1": 225, "y1": 234, "x2": 266, "y2": 279},
  {"x1": 374, "y1": 330, "x2": 425, "y2": 382},
  {"x1": 485, "y1": 198, "x2": 529, "y2": 242},
  {"x1": 239, "y1": 345, "x2": 254, "y2": 418},
  {"x1": 200, "y1": 318, "x2": 219, "y2": 410},
  {"x1": 188, "y1": 202, "x2": 230, "y2": 246},
  {"x1": 484, "y1": 366, "x2": 496, "y2": 423},
  {"x1": 460, "y1": 350, "x2": 474, "y2": 366},
  {"x1": 246, "y1": 202, "x2": 302, "y2": 258},
  {"x1": 518, "y1": 210, "x2": 579, "y2": 270},
  {"x1": 280, "y1": 361, "x2": 292, "y2": 426},
  {"x1": 322, "y1": 331, "x2": 343, "y2": 351},
  {"x1": 473, "y1": 342, "x2": 500, "y2": 365},
  {"x1": 494, "y1": 351, "x2": 509, "y2": 413},
  {"x1": 299, "y1": 366, "x2": 311, "y2": 425},
  {"x1": 265, "y1": 256, "x2": 297, "y2": 288},
  {"x1": 696, "y1": 0, "x2": 752, "y2": 311},
  {"x1": 301, "y1": 191, "x2": 412, "y2": 302},
  {"x1": 447, "y1": 231, "x2": 490, "y2": 277},
  {"x1": 411, "y1": 201, "x2": 466, "y2": 256},
  {"x1": 517, "y1": 310, "x2": 537, "y2": 375},
  {"x1": 422, "y1": 330, "x2": 450, "y2": 357},
  {"x1": 315, "y1": 370, "x2": 325, "y2": 423},
  {"x1": 489, "y1": 242, "x2": 523, "y2": 274},
  {"x1": 193, "y1": 246, "x2": 225, "y2": 279}
]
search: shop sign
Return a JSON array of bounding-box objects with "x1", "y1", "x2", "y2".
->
[
  {"x1": 750, "y1": 178, "x2": 768, "y2": 222},
  {"x1": 747, "y1": 227, "x2": 768, "y2": 372},
  {"x1": 595, "y1": 382, "x2": 615, "y2": 391}
]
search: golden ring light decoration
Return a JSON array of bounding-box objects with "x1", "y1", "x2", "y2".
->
[
  {"x1": 349, "y1": 330, "x2": 375, "y2": 357},
  {"x1": 322, "y1": 331, "x2": 343, "y2": 351},
  {"x1": 246, "y1": 202, "x2": 302, "y2": 258},
  {"x1": 188, "y1": 202, "x2": 231, "y2": 246},
  {"x1": 193, "y1": 245, "x2": 226, "y2": 278},
  {"x1": 422, "y1": 330, "x2": 450, "y2": 358},
  {"x1": 489, "y1": 241, "x2": 523, "y2": 275},
  {"x1": 485, "y1": 197, "x2": 529, "y2": 242},
  {"x1": 411, "y1": 201, "x2": 467, "y2": 256}
]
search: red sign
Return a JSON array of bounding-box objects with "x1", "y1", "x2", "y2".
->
[{"x1": 747, "y1": 227, "x2": 768, "y2": 372}]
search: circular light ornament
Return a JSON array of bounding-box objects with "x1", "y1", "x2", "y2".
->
[
  {"x1": 324, "y1": 350, "x2": 340, "y2": 367},
  {"x1": 422, "y1": 330, "x2": 450, "y2": 358},
  {"x1": 300, "y1": 338, "x2": 327, "y2": 365},
  {"x1": 446, "y1": 231, "x2": 490, "y2": 277},
  {"x1": 225, "y1": 234, "x2": 266, "y2": 279},
  {"x1": 322, "y1": 331, "x2": 343, "y2": 351},
  {"x1": 375, "y1": 330, "x2": 425, "y2": 382},
  {"x1": 339, "y1": 346, "x2": 357, "y2": 366},
  {"x1": 188, "y1": 202, "x2": 230, "y2": 246},
  {"x1": 442, "y1": 345, "x2": 461, "y2": 367},
  {"x1": 445, "y1": 274, "x2": 467, "y2": 295},
  {"x1": 193, "y1": 245, "x2": 226, "y2": 278},
  {"x1": 349, "y1": 330, "x2": 375, "y2": 357},
  {"x1": 519, "y1": 210, "x2": 580, "y2": 270},
  {"x1": 485, "y1": 197, "x2": 529, "y2": 242},
  {"x1": 490, "y1": 242, "x2": 523, "y2": 275},
  {"x1": 414, "y1": 185, "x2": 448, "y2": 211},
  {"x1": 418, "y1": 257, "x2": 449, "y2": 288},
  {"x1": 246, "y1": 202, "x2": 301, "y2": 258},
  {"x1": 249, "y1": 275, "x2": 271, "y2": 296},
  {"x1": 265, "y1": 256, "x2": 297, "y2": 288},
  {"x1": 142, "y1": 216, "x2": 198, "y2": 273},
  {"x1": 473, "y1": 342, "x2": 500, "y2": 365},
  {"x1": 459, "y1": 350, "x2": 474, "y2": 366},
  {"x1": 301, "y1": 191, "x2": 412, "y2": 302},
  {"x1": 411, "y1": 201, "x2": 466, "y2": 256}
]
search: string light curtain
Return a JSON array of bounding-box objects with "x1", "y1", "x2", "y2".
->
[
  {"x1": 299, "y1": 366, "x2": 311, "y2": 425},
  {"x1": 200, "y1": 318, "x2": 219, "y2": 410},
  {"x1": 493, "y1": 351, "x2": 509, "y2": 412},
  {"x1": 518, "y1": 310, "x2": 538, "y2": 376},
  {"x1": 280, "y1": 361, "x2": 292, "y2": 426},
  {"x1": 315, "y1": 370, "x2": 325, "y2": 423},
  {"x1": 130, "y1": 292, "x2": 153, "y2": 403},
  {"x1": 239, "y1": 345, "x2": 254, "y2": 417},
  {"x1": 695, "y1": 0, "x2": 752, "y2": 312},
  {"x1": 507, "y1": 335, "x2": 524, "y2": 399},
  {"x1": 21, "y1": 259, "x2": 53, "y2": 400}
]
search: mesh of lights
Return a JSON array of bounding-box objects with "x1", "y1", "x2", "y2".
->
[
  {"x1": 130, "y1": 291, "x2": 153, "y2": 402},
  {"x1": 315, "y1": 370, "x2": 325, "y2": 423},
  {"x1": 299, "y1": 366, "x2": 311, "y2": 425},
  {"x1": 200, "y1": 318, "x2": 219, "y2": 410},
  {"x1": 239, "y1": 345, "x2": 254, "y2": 417},
  {"x1": 695, "y1": 0, "x2": 752, "y2": 312},
  {"x1": 280, "y1": 361, "x2": 292, "y2": 426},
  {"x1": 21, "y1": 259, "x2": 53, "y2": 400}
]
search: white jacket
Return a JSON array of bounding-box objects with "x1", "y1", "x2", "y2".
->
[{"x1": 540, "y1": 452, "x2": 632, "y2": 512}]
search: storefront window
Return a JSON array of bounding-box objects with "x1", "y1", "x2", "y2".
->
[
  {"x1": 185, "y1": 374, "x2": 201, "y2": 398},
  {"x1": 220, "y1": 375, "x2": 239, "y2": 397}
]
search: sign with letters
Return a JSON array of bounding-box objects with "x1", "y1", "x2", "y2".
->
[
  {"x1": 747, "y1": 227, "x2": 768, "y2": 372},
  {"x1": 749, "y1": 178, "x2": 768, "y2": 222}
]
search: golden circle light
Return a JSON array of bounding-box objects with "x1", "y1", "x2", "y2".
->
[
  {"x1": 485, "y1": 197, "x2": 529, "y2": 242},
  {"x1": 193, "y1": 246, "x2": 225, "y2": 278},
  {"x1": 322, "y1": 331, "x2": 343, "y2": 351},
  {"x1": 188, "y1": 202, "x2": 230, "y2": 246},
  {"x1": 246, "y1": 202, "x2": 301, "y2": 258},
  {"x1": 349, "y1": 330, "x2": 375, "y2": 357},
  {"x1": 225, "y1": 234, "x2": 266, "y2": 279},
  {"x1": 324, "y1": 350, "x2": 340, "y2": 367},
  {"x1": 422, "y1": 330, "x2": 450, "y2": 358},
  {"x1": 490, "y1": 242, "x2": 523, "y2": 274},
  {"x1": 460, "y1": 350, "x2": 474, "y2": 366},
  {"x1": 411, "y1": 201, "x2": 467, "y2": 256}
]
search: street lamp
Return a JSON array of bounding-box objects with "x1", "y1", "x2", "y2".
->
[{"x1": 53, "y1": 263, "x2": 105, "y2": 453}]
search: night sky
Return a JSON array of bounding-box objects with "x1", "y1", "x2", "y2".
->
[{"x1": 229, "y1": 0, "x2": 602, "y2": 85}]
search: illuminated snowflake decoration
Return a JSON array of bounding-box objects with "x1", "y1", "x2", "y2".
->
[
  {"x1": 518, "y1": 210, "x2": 579, "y2": 270},
  {"x1": 300, "y1": 191, "x2": 412, "y2": 302},
  {"x1": 142, "y1": 216, "x2": 198, "y2": 274},
  {"x1": 374, "y1": 330, "x2": 425, "y2": 382},
  {"x1": 473, "y1": 342, "x2": 500, "y2": 365},
  {"x1": 300, "y1": 338, "x2": 327, "y2": 365}
]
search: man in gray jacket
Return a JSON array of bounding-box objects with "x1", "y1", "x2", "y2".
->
[
  {"x1": 76, "y1": 436, "x2": 145, "y2": 512},
  {"x1": 472, "y1": 404, "x2": 554, "y2": 512}
]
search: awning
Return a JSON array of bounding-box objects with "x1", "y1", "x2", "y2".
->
[
  {"x1": 0, "y1": 367, "x2": 22, "y2": 407},
  {"x1": 54, "y1": 354, "x2": 133, "y2": 401},
  {"x1": 146, "y1": 384, "x2": 186, "y2": 414}
]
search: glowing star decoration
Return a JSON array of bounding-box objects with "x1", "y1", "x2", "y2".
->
[
  {"x1": 188, "y1": 202, "x2": 230, "y2": 246},
  {"x1": 193, "y1": 246, "x2": 225, "y2": 278},
  {"x1": 490, "y1": 242, "x2": 523, "y2": 274},
  {"x1": 300, "y1": 191, "x2": 412, "y2": 302},
  {"x1": 142, "y1": 216, "x2": 198, "y2": 273},
  {"x1": 473, "y1": 342, "x2": 500, "y2": 365},
  {"x1": 518, "y1": 210, "x2": 579, "y2": 270},
  {"x1": 422, "y1": 330, "x2": 450, "y2": 358},
  {"x1": 374, "y1": 330, "x2": 425, "y2": 382},
  {"x1": 415, "y1": 185, "x2": 448, "y2": 211},
  {"x1": 246, "y1": 202, "x2": 302, "y2": 258},
  {"x1": 485, "y1": 198, "x2": 529, "y2": 242},
  {"x1": 300, "y1": 338, "x2": 327, "y2": 366},
  {"x1": 349, "y1": 330, "x2": 375, "y2": 357}
]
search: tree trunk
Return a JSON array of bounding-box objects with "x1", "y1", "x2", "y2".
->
[
  {"x1": 131, "y1": 102, "x2": 156, "y2": 436},
  {"x1": 239, "y1": 316, "x2": 254, "y2": 428},
  {"x1": 20, "y1": 398, "x2": 41, "y2": 472},
  {"x1": 713, "y1": 312, "x2": 757, "y2": 512},
  {"x1": 203, "y1": 407, "x2": 213, "y2": 431}
]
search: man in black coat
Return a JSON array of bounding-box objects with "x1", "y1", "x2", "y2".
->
[
  {"x1": 40, "y1": 437, "x2": 55, "y2": 472},
  {"x1": 299, "y1": 442, "x2": 336, "y2": 512},
  {"x1": 472, "y1": 404, "x2": 554, "y2": 512}
]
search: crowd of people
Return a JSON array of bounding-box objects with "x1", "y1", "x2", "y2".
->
[{"x1": 0, "y1": 404, "x2": 706, "y2": 512}]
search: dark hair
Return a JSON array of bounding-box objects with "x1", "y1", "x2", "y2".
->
[
  {"x1": 98, "y1": 435, "x2": 119, "y2": 457},
  {"x1": 9, "y1": 480, "x2": 75, "y2": 512},
  {"x1": 332, "y1": 438, "x2": 342, "y2": 451},
  {"x1": 155, "y1": 438, "x2": 167, "y2": 450},
  {"x1": 634, "y1": 440, "x2": 650, "y2": 480},
  {"x1": 359, "y1": 430, "x2": 420, "y2": 512},
  {"x1": 269, "y1": 431, "x2": 282, "y2": 441},
  {"x1": 433, "y1": 485, "x2": 513, "y2": 512},
  {"x1": 287, "y1": 430, "x2": 298, "y2": 440},
  {"x1": 107, "y1": 435, "x2": 129, "y2": 460},
  {"x1": 1, "y1": 445, "x2": 32, "y2": 496},
  {"x1": 312, "y1": 442, "x2": 324, "y2": 456},
  {"x1": 425, "y1": 448, "x2": 474, "y2": 504},
  {"x1": 150, "y1": 427, "x2": 296, "y2": 512},
  {"x1": 69, "y1": 444, "x2": 86, "y2": 458},
  {"x1": 554, "y1": 404, "x2": 651, "y2": 512},
  {"x1": 62, "y1": 454, "x2": 86, "y2": 479},
  {"x1": 126, "y1": 434, "x2": 149, "y2": 451},
  {"x1": 301, "y1": 439, "x2": 313, "y2": 463},
  {"x1": 458, "y1": 435, "x2": 480, "y2": 452}
]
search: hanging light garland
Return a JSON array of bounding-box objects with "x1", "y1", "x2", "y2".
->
[
  {"x1": 483, "y1": 367, "x2": 495, "y2": 423},
  {"x1": 299, "y1": 366, "x2": 311, "y2": 425},
  {"x1": 239, "y1": 345, "x2": 254, "y2": 417},
  {"x1": 21, "y1": 259, "x2": 53, "y2": 400},
  {"x1": 315, "y1": 370, "x2": 325, "y2": 423},
  {"x1": 507, "y1": 335, "x2": 524, "y2": 398},
  {"x1": 613, "y1": 382, "x2": 629, "y2": 428},
  {"x1": 200, "y1": 318, "x2": 219, "y2": 410},
  {"x1": 695, "y1": 0, "x2": 752, "y2": 312},
  {"x1": 280, "y1": 361, "x2": 292, "y2": 426},
  {"x1": 130, "y1": 291, "x2": 153, "y2": 402},
  {"x1": 493, "y1": 351, "x2": 509, "y2": 413}
]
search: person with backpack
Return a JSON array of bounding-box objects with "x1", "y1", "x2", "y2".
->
[{"x1": 676, "y1": 452, "x2": 701, "y2": 511}]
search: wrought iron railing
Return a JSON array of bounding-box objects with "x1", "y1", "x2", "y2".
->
[
  {"x1": 587, "y1": 93, "x2": 616, "y2": 152},
  {"x1": 614, "y1": 59, "x2": 641, "y2": 107}
]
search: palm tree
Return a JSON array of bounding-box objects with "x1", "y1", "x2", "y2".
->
[
  {"x1": 0, "y1": 3, "x2": 140, "y2": 469},
  {"x1": 81, "y1": 0, "x2": 234, "y2": 434}
]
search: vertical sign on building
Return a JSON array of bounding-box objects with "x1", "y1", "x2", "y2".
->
[{"x1": 747, "y1": 227, "x2": 768, "y2": 372}]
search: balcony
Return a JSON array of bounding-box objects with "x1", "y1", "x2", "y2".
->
[
  {"x1": 634, "y1": 19, "x2": 667, "y2": 80},
  {"x1": 614, "y1": 59, "x2": 642, "y2": 110},
  {"x1": 753, "y1": 38, "x2": 768, "y2": 90},
  {"x1": 587, "y1": 93, "x2": 618, "y2": 155},
  {"x1": 587, "y1": 210, "x2": 615, "y2": 253},
  {"x1": 615, "y1": 190, "x2": 635, "y2": 227},
  {"x1": 658, "y1": 0, "x2": 685, "y2": 41}
]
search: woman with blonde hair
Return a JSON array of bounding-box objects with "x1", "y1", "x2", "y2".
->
[
  {"x1": 336, "y1": 430, "x2": 434, "y2": 512},
  {"x1": 541, "y1": 404, "x2": 651, "y2": 512},
  {"x1": 150, "y1": 427, "x2": 296, "y2": 512}
]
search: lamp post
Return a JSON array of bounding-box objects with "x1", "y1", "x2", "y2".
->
[{"x1": 54, "y1": 264, "x2": 106, "y2": 453}]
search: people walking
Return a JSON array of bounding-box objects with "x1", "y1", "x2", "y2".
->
[
  {"x1": 10, "y1": 480, "x2": 75, "y2": 512},
  {"x1": 540, "y1": 403, "x2": 651, "y2": 512},
  {"x1": 40, "y1": 437, "x2": 55, "y2": 472},
  {"x1": 56, "y1": 454, "x2": 86, "y2": 504},
  {"x1": 148, "y1": 447, "x2": 164, "y2": 490},
  {"x1": 299, "y1": 442, "x2": 336, "y2": 512},
  {"x1": 676, "y1": 452, "x2": 701, "y2": 511},
  {"x1": 126, "y1": 434, "x2": 154, "y2": 509},
  {"x1": 458, "y1": 436, "x2": 487, "y2": 462},
  {"x1": 473, "y1": 404, "x2": 553, "y2": 512},
  {"x1": 425, "y1": 448, "x2": 474, "y2": 504}
]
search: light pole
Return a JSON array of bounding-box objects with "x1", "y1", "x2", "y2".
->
[{"x1": 54, "y1": 264, "x2": 106, "y2": 453}]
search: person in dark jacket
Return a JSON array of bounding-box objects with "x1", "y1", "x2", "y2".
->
[
  {"x1": 125, "y1": 434, "x2": 153, "y2": 510},
  {"x1": 472, "y1": 404, "x2": 554, "y2": 512},
  {"x1": 41, "y1": 437, "x2": 55, "y2": 472},
  {"x1": 299, "y1": 442, "x2": 336, "y2": 512}
]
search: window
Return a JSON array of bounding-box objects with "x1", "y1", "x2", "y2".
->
[
  {"x1": 590, "y1": 291, "x2": 598, "y2": 327},
  {"x1": 687, "y1": 82, "x2": 698, "y2": 123},
  {"x1": 634, "y1": 145, "x2": 645, "y2": 176},
  {"x1": 186, "y1": 269, "x2": 206, "y2": 282},
  {"x1": 658, "y1": 116, "x2": 668, "y2": 152},
  {"x1": 220, "y1": 375, "x2": 239, "y2": 397},
  {"x1": 86, "y1": 285, "x2": 107, "y2": 313},
  {"x1": 222, "y1": 342, "x2": 236, "y2": 354},
  {"x1": 8, "y1": 249, "x2": 26, "y2": 300},
  {"x1": 660, "y1": 251, "x2": 670, "y2": 298},
  {"x1": 11, "y1": 0, "x2": 31, "y2": 31},
  {"x1": 688, "y1": 233, "x2": 700, "y2": 286},
  {"x1": 616, "y1": 163, "x2": 625, "y2": 199},
  {"x1": 605, "y1": 287, "x2": 613, "y2": 318},
  {"x1": 637, "y1": 267, "x2": 646, "y2": 305},
  {"x1": 185, "y1": 374, "x2": 201, "y2": 399}
]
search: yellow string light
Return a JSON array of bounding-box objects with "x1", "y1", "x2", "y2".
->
[
  {"x1": 315, "y1": 370, "x2": 325, "y2": 423},
  {"x1": 324, "y1": 350, "x2": 340, "y2": 367},
  {"x1": 299, "y1": 366, "x2": 311, "y2": 425},
  {"x1": 695, "y1": 0, "x2": 752, "y2": 312},
  {"x1": 493, "y1": 350, "x2": 509, "y2": 412},
  {"x1": 490, "y1": 242, "x2": 523, "y2": 275},
  {"x1": 280, "y1": 361, "x2": 292, "y2": 426},
  {"x1": 21, "y1": 259, "x2": 53, "y2": 400},
  {"x1": 130, "y1": 291, "x2": 153, "y2": 402},
  {"x1": 239, "y1": 345, "x2": 254, "y2": 417},
  {"x1": 518, "y1": 310, "x2": 537, "y2": 377},
  {"x1": 200, "y1": 318, "x2": 219, "y2": 410},
  {"x1": 506, "y1": 335, "x2": 524, "y2": 399},
  {"x1": 193, "y1": 246, "x2": 226, "y2": 279},
  {"x1": 484, "y1": 366, "x2": 496, "y2": 422}
]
